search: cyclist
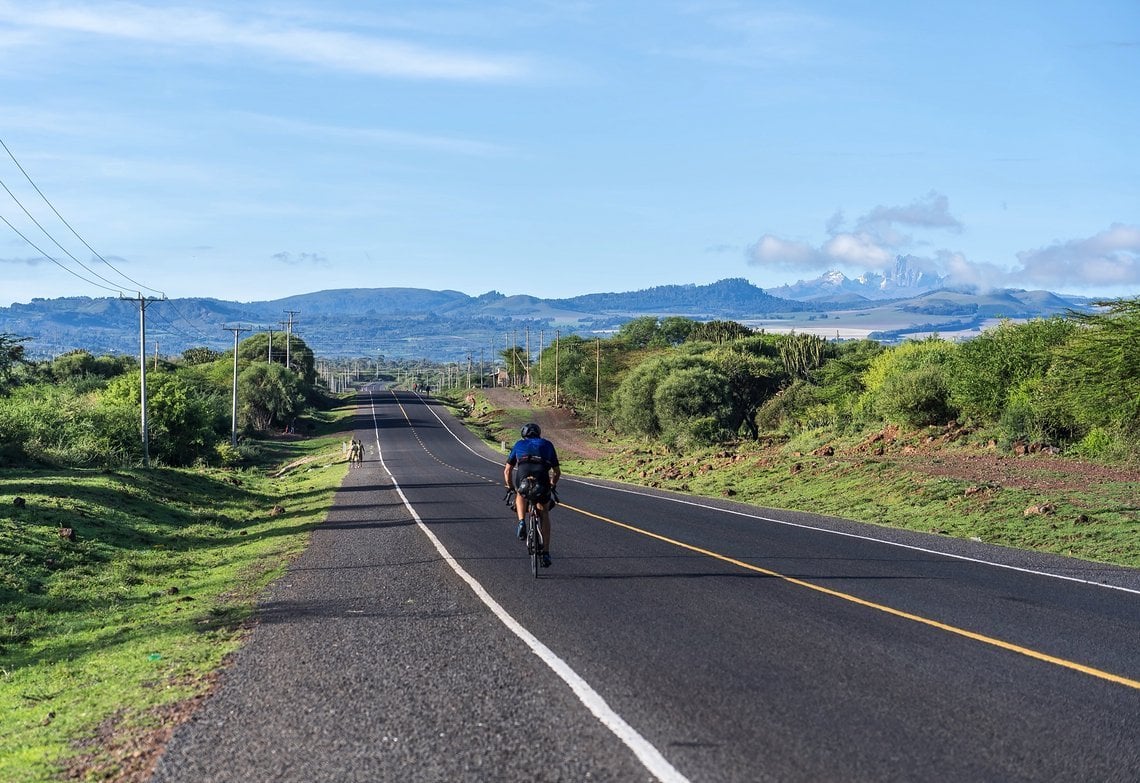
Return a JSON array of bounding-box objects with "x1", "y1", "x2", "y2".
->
[{"x1": 503, "y1": 422, "x2": 560, "y2": 567}]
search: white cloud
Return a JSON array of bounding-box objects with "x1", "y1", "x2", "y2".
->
[
  {"x1": 822, "y1": 232, "x2": 893, "y2": 267},
  {"x1": 747, "y1": 235, "x2": 822, "y2": 268},
  {"x1": 1014, "y1": 224, "x2": 1140, "y2": 288},
  {"x1": 0, "y1": 2, "x2": 529, "y2": 80},
  {"x1": 749, "y1": 191, "x2": 962, "y2": 273}
]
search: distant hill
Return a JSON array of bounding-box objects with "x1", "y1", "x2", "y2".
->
[
  {"x1": 0, "y1": 278, "x2": 1094, "y2": 361},
  {"x1": 556, "y1": 278, "x2": 812, "y2": 316}
]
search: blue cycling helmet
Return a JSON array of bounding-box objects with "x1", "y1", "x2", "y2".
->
[{"x1": 521, "y1": 422, "x2": 541, "y2": 438}]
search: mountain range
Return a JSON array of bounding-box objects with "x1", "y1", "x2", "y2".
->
[
  {"x1": 0, "y1": 272, "x2": 1092, "y2": 362},
  {"x1": 765, "y1": 256, "x2": 948, "y2": 302}
]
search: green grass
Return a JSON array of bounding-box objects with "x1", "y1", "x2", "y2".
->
[
  {"x1": 0, "y1": 403, "x2": 355, "y2": 782},
  {"x1": 560, "y1": 439, "x2": 1139, "y2": 568}
]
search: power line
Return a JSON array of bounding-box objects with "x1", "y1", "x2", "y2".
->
[
  {"x1": 0, "y1": 212, "x2": 124, "y2": 294},
  {"x1": 0, "y1": 137, "x2": 165, "y2": 296},
  {"x1": 0, "y1": 138, "x2": 215, "y2": 343},
  {"x1": 0, "y1": 175, "x2": 133, "y2": 292}
]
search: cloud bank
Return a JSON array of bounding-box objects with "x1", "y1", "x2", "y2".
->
[{"x1": 749, "y1": 192, "x2": 1140, "y2": 292}]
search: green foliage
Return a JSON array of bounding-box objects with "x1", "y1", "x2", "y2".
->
[
  {"x1": 47, "y1": 350, "x2": 135, "y2": 383},
  {"x1": 948, "y1": 318, "x2": 1076, "y2": 423},
  {"x1": 653, "y1": 365, "x2": 734, "y2": 447},
  {"x1": 0, "y1": 333, "x2": 29, "y2": 387},
  {"x1": 659, "y1": 316, "x2": 698, "y2": 346},
  {"x1": 239, "y1": 362, "x2": 305, "y2": 432},
  {"x1": 534, "y1": 335, "x2": 622, "y2": 419},
  {"x1": 708, "y1": 345, "x2": 784, "y2": 439},
  {"x1": 612, "y1": 353, "x2": 707, "y2": 438},
  {"x1": 688, "y1": 319, "x2": 753, "y2": 344},
  {"x1": 1045, "y1": 300, "x2": 1140, "y2": 435},
  {"x1": 755, "y1": 379, "x2": 824, "y2": 435},
  {"x1": 616, "y1": 316, "x2": 662, "y2": 348},
  {"x1": 237, "y1": 333, "x2": 317, "y2": 385},
  {"x1": 862, "y1": 338, "x2": 958, "y2": 426},
  {"x1": 778, "y1": 333, "x2": 831, "y2": 381},
  {"x1": 181, "y1": 346, "x2": 222, "y2": 365},
  {"x1": 0, "y1": 384, "x2": 138, "y2": 466},
  {"x1": 102, "y1": 372, "x2": 224, "y2": 466},
  {"x1": 615, "y1": 316, "x2": 698, "y2": 349}
]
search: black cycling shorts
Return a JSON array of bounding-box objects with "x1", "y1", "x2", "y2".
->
[{"x1": 512, "y1": 463, "x2": 551, "y2": 503}]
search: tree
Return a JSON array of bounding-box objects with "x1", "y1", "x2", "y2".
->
[
  {"x1": 653, "y1": 365, "x2": 733, "y2": 447},
  {"x1": 1047, "y1": 299, "x2": 1140, "y2": 435},
  {"x1": 0, "y1": 333, "x2": 29, "y2": 390},
  {"x1": 616, "y1": 316, "x2": 661, "y2": 349},
  {"x1": 239, "y1": 362, "x2": 305, "y2": 431},
  {"x1": 182, "y1": 346, "x2": 222, "y2": 365},
  {"x1": 948, "y1": 318, "x2": 1076, "y2": 423},
  {"x1": 612, "y1": 353, "x2": 708, "y2": 438},
  {"x1": 237, "y1": 333, "x2": 318, "y2": 386},
  {"x1": 708, "y1": 346, "x2": 783, "y2": 439}
]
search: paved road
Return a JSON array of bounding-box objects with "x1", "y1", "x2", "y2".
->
[{"x1": 152, "y1": 389, "x2": 1140, "y2": 782}]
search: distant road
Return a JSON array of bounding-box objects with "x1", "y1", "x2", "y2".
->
[{"x1": 152, "y1": 389, "x2": 1140, "y2": 782}]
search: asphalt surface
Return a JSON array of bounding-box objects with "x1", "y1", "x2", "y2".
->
[{"x1": 151, "y1": 388, "x2": 1140, "y2": 782}]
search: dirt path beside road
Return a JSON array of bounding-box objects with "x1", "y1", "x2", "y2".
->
[{"x1": 478, "y1": 387, "x2": 611, "y2": 461}]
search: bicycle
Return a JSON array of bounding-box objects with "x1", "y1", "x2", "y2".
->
[{"x1": 505, "y1": 478, "x2": 557, "y2": 578}]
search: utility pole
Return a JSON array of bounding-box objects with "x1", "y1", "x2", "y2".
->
[
  {"x1": 122, "y1": 292, "x2": 165, "y2": 468},
  {"x1": 266, "y1": 327, "x2": 276, "y2": 363},
  {"x1": 282, "y1": 310, "x2": 300, "y2": 371},
  {"x1": 554, "y1": 330, "x2": 560, "y2": 407},
  {"x1": 223, "y1": 324, "x2": 250, "y2": 446}
]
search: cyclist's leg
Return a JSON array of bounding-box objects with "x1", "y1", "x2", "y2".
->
[
  {"x1": 514, "y1": 493, "x2": 528, "y2": 539},
  {"x1": 537, "y1": 506, "x2": 550, "y2": 550}
]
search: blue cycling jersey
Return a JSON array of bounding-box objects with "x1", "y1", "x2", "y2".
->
[{"x1": 507, "y1": 437, "x2": 559, "y2": 469}]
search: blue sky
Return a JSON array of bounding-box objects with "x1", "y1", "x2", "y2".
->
[{"x1": 0, "y1": 1, "x2": 1137, "y2": 307}]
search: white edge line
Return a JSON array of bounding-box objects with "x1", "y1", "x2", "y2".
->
[
  {"x1": 369, "y1": 390, "x2": 690, "y2": 783},
  {"x1": 403, "y1": 387, "x2": 1140, "y2": 598}
]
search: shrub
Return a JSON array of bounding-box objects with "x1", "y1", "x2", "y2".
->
[{"x1": 862, "y1": 338, "x2": 958, "y2": 426}]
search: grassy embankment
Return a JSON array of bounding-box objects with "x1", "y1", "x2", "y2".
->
[
  {"x1": 0, "y1": 399, "x2": 357, "y2": 783},
  {"x1": 451, "y1": 389, "x2": 1139, "y2": 569}
]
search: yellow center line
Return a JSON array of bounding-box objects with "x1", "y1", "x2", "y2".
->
[{"x1": 564, "y1": 503, "x2": 1140, "y2": 691}]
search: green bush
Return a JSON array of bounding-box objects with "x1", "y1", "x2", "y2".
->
[
  {"x1": 948, "y1": 318, "x2": 1075, "y2": 424},
  {"x1": 862, "y1": 338, "x2": 958, "y2": 426},
  {"x1": 653, "y1": 365, "x2": 733, "y2": 447}
]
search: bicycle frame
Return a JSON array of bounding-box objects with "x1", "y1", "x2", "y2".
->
[{"x1": 528, "y1": 500, "x2": 544, "y2": 577}]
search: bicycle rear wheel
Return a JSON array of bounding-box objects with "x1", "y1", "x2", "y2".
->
[{"x1": 529, "y1": 508, "x2": 541, "y2": 578}]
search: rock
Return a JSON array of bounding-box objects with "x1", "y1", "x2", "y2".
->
[{"x1": 13, "y1": 497, "x2": 25, "y2": 508}]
